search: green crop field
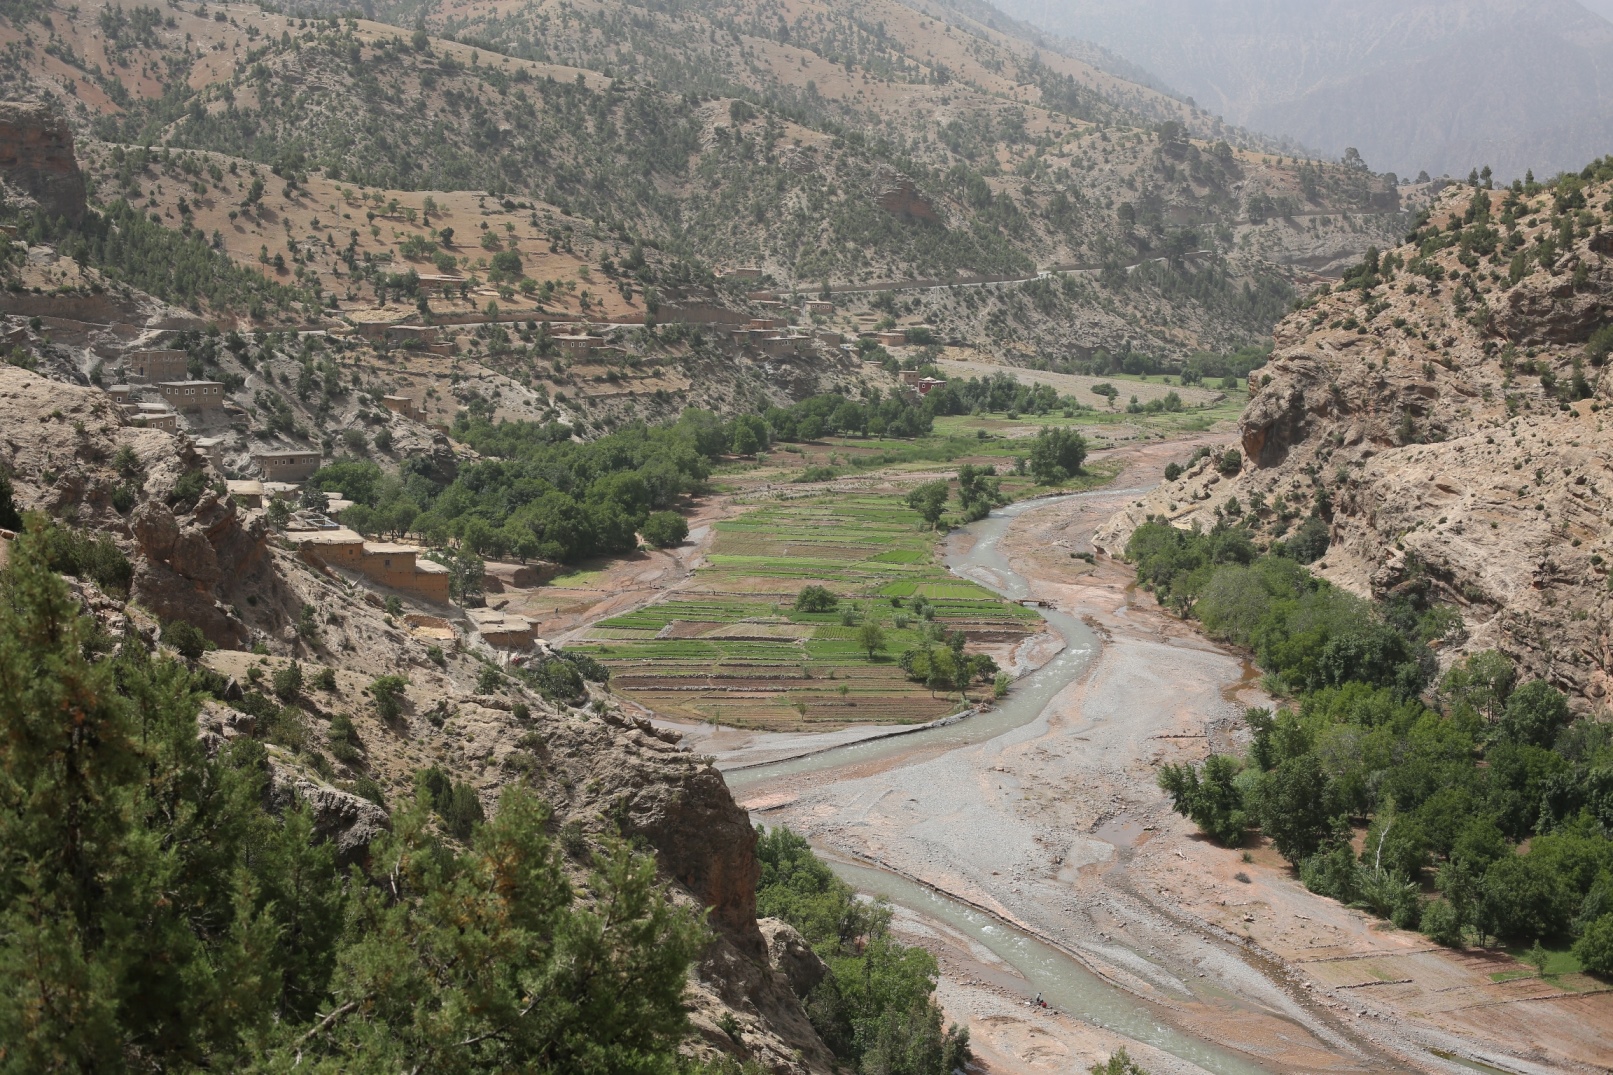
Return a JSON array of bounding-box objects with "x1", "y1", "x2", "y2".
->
[{"x1": 572, "y1": 487, "x2": 1044, "y2": 731}]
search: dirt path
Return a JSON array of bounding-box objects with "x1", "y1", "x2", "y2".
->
[{"x1": 730, "y1": 440, "x2": 1611, "y2": 1075}]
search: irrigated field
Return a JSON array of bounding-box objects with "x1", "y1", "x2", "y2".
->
[{"x1": 570, "y1": 491, "x2": 1044, "y2": 730}]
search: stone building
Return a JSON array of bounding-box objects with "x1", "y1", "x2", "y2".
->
[
  {"x1": 130, "y1": 402, "x2": 177, "y2": 431},
  {"x1": 193, "y1": 435, "x2": 227, "y2": 471},
  {"x1": 126, "y1": 349, "x2": 189, "y2": 382},
  {"x1": 876, "y1": 331, "x2": 908, "y2": 348},
  {"x1": 294, "y1": 529, "x2": 452, "y2": 605},
  {"x1": 158, "y1": 380, "x2": 225, "y2": 411},
  {"x1": 226, "y1": 480, "x2": 265, "y2": 508},
  {"x1": 253, "y1": 449, "x2": 323, "y2": 483},
  {"x1": 466, "y1": 607, "x2": 537, "y2": 649},
  {"x1": 553, "y1": 333, "x2": 604, "y2": 358},
  {"x1": 381, "y1": 395, "x2": 418, "y2": 418}
]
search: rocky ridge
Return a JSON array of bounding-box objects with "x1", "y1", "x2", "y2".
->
[{"x1": 1099, "y1": 168, "x2": 1613, "y2": 708}]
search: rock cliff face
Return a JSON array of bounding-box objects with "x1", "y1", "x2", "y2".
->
[
  {"x1": 875, "y1": 176, "x2": 941, "y2": 225},
  {"x1": 1101, "y1": 172, "x2": 1613, "y2": 708},
  {"x1": 0, "y1": 97, "x2": 87, "y2": 223}
]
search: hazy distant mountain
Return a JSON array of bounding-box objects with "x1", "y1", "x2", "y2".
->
[
  {"x1": 1580, "y1": 0, "x2": 1613, "y2": 22},
  {"x1": 987, "y1": 0, "x2": 1613, "y2": 180}
]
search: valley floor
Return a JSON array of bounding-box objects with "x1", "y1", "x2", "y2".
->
[
  {"x1": 718, "y1": 441, "x2": 1613, "y2": 1075},
  {"x1": 476, "y1": 427, "x2": 1612, "y2": 1073}
]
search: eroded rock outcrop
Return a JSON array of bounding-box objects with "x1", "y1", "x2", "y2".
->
[
  {"x1": 0, "y1": 366, "x2": 282, "y2": 648},
  {"x1": 1102, "y1": 176, "x2": 1613, "y2": 709},
  {"x1": 875, "y1": 175, "x2": 940, "y2": 224},
  {"x1": 760, "y1": 918, "x2": 828, "y2": 999},
  {"x1": 0, "y1": 97, "x2": 87, "y2": 223},
  {"x1": 268, "y1": 763, "x2": 392, "y2": 866}
]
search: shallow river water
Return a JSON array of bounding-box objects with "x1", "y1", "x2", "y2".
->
[{"x1": 731, "y1": 492, "x2": 1275, "y2": 1075}]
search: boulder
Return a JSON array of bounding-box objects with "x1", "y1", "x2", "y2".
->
[{"x1": 759, "y1": 918, "x2": 827, "y2": 999}]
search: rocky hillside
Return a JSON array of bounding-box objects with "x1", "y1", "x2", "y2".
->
[
  {"x1": 0, "y1": 360, "x2": 838, "y2": 1072},
  {"x1": 992, "y1": 0, "x2": 1613, "y2": 182},
  {"x1": 1100, "y1": 162, "x2": 1613, "y2": 708},
  {"x1": 0, "y1": 0, "x2": 1409, "y2": 362}
]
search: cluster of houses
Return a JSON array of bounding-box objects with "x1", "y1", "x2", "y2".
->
[
  {"x1": 97, "y1": 348, "x2": 460, "y2": 611},
  {"x1": 291, "y1": 527, "x2": 451, "y2": 605},
  {"x1": 104, "y1": 349, "x2": 230, "y2": 432}
]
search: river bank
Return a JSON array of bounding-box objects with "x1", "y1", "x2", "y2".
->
[{"x1": 727, "y1": 439, "x2": 1611, "y2": 1075}]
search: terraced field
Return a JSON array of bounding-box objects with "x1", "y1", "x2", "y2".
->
[{"x1": 570, "y1": 492, "x2": 1043, "y2": 730}]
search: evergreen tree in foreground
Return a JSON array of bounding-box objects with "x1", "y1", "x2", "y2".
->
[{"x1": 0, "y1": 520, "x2": 708, "y2": 1073}]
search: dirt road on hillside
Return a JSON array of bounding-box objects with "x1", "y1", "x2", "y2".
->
[{"x1": 729, "y1": 441, "x2": 1613, "y2": 1075}]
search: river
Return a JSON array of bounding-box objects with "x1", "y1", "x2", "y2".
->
[{"x1": 731, "y1": 491, "x2": 1277, "y2": 1075}]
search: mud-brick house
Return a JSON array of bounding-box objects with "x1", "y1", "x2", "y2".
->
[
  {"x1": 158, "y1": 381, "x2": 225, "y2": 412},
  {"x1": 253, "y1": 449, "x2": 323, "y2": 483},
  {"x1": 294, "y1": 529, "x2": 452, "y2": 605},
  {"x1": 126, "y1": 349, "x2": 189, "y2": 382}
]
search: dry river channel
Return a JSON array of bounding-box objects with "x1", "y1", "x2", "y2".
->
[{"x1": 701, "y1": 444, "x2": 1554, "y2": 1075}]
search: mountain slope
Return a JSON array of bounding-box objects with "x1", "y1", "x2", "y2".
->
[
  {"x1": 1100, "y1": 163, "x2": 1613, "y2": 707},
  {"x1": 0, "y1": 0, "x2": 1408, "y2": 363},
  {"x1": 989, "y1": 0, "x2": 1613, "y2": 181}
]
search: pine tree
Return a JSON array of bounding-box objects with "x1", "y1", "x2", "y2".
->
[
  {"x1": 288, "y1": 788, "x2": 707, "y2": 1073},
  {"x1": 0, "y1": 520, "x2": 281, "y2": 1071},
  {"x1": 0, "y1": 521, "x2": 708, "y2": 1072}
]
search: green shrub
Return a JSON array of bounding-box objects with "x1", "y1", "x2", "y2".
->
[
  {"x1": 1586, "y1": 324, "x2": 1613, "y2": 366},
  {"x1": 1158, "y1": 755, "x2": 1247, "y2": 845},
  {"x1": 0, "y1": 471, "x2": 19, "y2": 531},
  {"x1": 1092, "y1": 1050, "x2": 1150, "y2": 1075},
  {"x1": 794, "y1": 585, "x2": 839, "y2": 613},
  {"x1": 521, "y1": 656, "x2": 586, "y2": 705},
  {"x1": 168, "y1": 468, "x2": 208, "y2": 511},
  {"x1": 162, "y1": 620, "x2": 209, "y2": 661},
  {"x1": 1028, "y1": 425, "x2": 1087, "y2": 484},
  {"x1": 1301, "y1": 844, "x2": 1361, "y2": 903},
  {"x1": 345, "y1": 774, "x2": 387, "y2": 807},
  {"x1": 1421, "y1": 898, "x2": 1465, "y2": 946},
  {"x1": 417, "y1": 766, "x2": 485, "y2": 841},
  {"x1": 369, "y1": 674, "x2": 409, "y2": 720},
  {"x1": 272, "y1": 660, "x2": 304, "y2": 703},
  {"x1": 1573, "y1": 913, "x2": 1613, "y2": 975},
  {"x1": 755, "y1": 826, "x2": 970, "y2": 1074},
  {"x1": 327, "y1": 712, "x2": 362, "y2": 763},
  {"x1": 640, "y1": 511, "x2": 688, "y2": 548},
  {"x1": 1495, "y1": 680, "x2": 1571, "y2": 749},
  {"x1": 35, "y1": 523, "x2": 134, "y2": 597}
]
